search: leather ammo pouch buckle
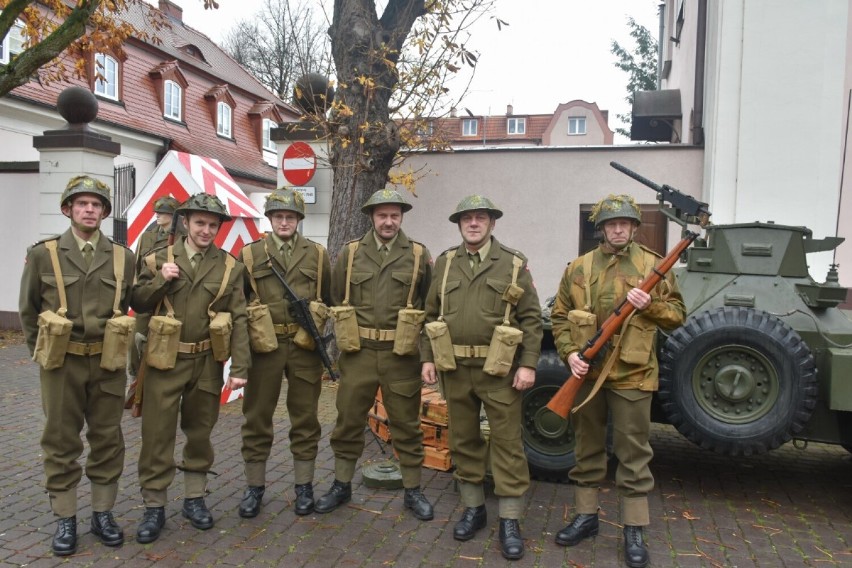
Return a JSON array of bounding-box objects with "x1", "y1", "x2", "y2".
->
[
  {"x1": 330, "y1": 305, "x2": 360, "y2": 352},
  {"x1": 393, "y1": 308, "x2": 425, "y2": 356},
  {"x1": 294, "y1": 301, "x2": 330, "y2": 351},
  {"x1": 246, "y1": 300, "x2": 277, "y2": 353},
  {"x1": 147, "y1": 315, "x2": 182, "y2": 370},
  {"x1": 425, "y1": 320, "x2": 456, "y2": 371},
  {"x1": 209, "y1": 312, "x2": 233, "y2": 362},
  {"x1": 483, "y1": 325, "x2": 523, "y2": 377},
  {"x1": 33, "y1": 310, "x2": 73, "y2": 370},
  {"x1": 567, "y1": 309, "x2": 598, "y2": 349},
  {"x1": 100, "y1": 315, "x2": 135, "y2": 371}
]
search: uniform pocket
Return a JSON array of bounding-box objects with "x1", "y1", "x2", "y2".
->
[
  {"x1": 485, "y1": 278, "x2": 509, "y2": 315},
  {"x1": 442, "y1": 280, "x2": 462, "y2": 314},
  {"x1": 98, "y1": 375, "x2": 127, "y2": 398},
  {"x1": 619, "y1": 317, "x2": 656, "y2": 366},
  {"x1": 350, "y1": 272, "x2": 373, "y2": 307},
  {"x1": 391, "y1": 271, "x2": 414, "y2": 308},
  {"x1": 386, "y1": 377, "x2": 422, "y2": 399}
]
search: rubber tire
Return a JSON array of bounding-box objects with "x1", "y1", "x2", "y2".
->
[
  {"x1": 659, "y1": 307, "x2": 817, "y2": 456},
  {"x1": 522, "y1": 351, "x2": 576, "y2": 481}
]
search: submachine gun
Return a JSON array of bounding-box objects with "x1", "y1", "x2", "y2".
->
[
  {"x1": 260, "y1": 256, "x2": 339, "y2": 381},
  {"x1": 545, "y1": 162, "x2": 711, "y2": 419}
]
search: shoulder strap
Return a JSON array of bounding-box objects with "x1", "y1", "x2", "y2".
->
[
  {"x1": 437, "y1": 249, "x2": 456, "y2": 321},
  {"x1": 44, "y1": 240, "x2": 68, "y2": 317},
  {"x1": 242, "y1": 241, "x2": 260, "y2": 299},
  {"x1": 208, "y1": 253, "x2": 236, "y2": 317},
  {"x1": 315, "y1": 243, "x2": 325, "y2": 302},
  {"x1": 405, "y1": 242, "x2": 423, "y2": 309},
  {"x1": 502, "y1": 255, "x2": 524, "y2": 325},
  {"x1": 582, "y1": 250, "x2": 595, "y2": 311},
  {"x1": 342, "y1": 241, "x2": 359, "y2": 306},
  {"x1": 111, "y1": 244, "x2": 125, "y2": 317}
]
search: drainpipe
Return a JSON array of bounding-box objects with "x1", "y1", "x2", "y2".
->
[
  {"x1": 657, "y1": 2, "x2": 665, "y2": 89},
  {"x1": 692, "y1": 0, "x2": 707, "y2": 145}
]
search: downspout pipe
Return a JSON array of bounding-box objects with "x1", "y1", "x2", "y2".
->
[{"x1": 693, "y1": 0, "x2": 707, "y2": 145}]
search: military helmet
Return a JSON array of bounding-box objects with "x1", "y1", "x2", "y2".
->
[
  {"x1": 589, "y1": 194, "x2": 642, "y2": 228},
  {"x1": 176, "y1": 193, "x2": 233, "y2": 222},
  {"x1": 360, "y1": 188, "x2": 412, "y2": 215},
  {"x1": 449, "y1": 195, "x2": 503, "y2": 223},
  {"x1": 264, "y1": 187, "x2": 306, "y2": 219},
  {"x1": 153, "y1": 196, "x2": 180, "y2": 215},
  {"x1": 60, "y1": 175, "x2": 112, "y2": 216}
]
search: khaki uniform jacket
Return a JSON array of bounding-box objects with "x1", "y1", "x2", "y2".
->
[
  {"x1": 240, "y1": 232, "x2": 332, "y2": 324},
  {"x1": 550, "y1": 241, "x2": 685, "y2": 391},
  {"x1": 131, "y1": 237, "x2": 250, "y2": 377},
  {"x1": 422, "y1": 237, "x2": 542, "y2": 369},
  {"x1": 331, "y1": 229, "x2": 432, "y2": 333},
  {"x1": 20, "y1": 229, "x2": 135, "y2": 352}
]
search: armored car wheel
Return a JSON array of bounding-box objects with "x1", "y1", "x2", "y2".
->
[
  {"x1": 659, "y1": 307, "x2": 817, "y2": 456},
  {"x1": 522, "y1": 352, "x2": 576, "y2": 480}
]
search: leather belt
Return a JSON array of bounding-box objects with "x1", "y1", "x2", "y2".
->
[
  {"x1": 452, "y1": 344, "x2": 490, "y2": 358},
  {"x1": 66, "y1": 341, "x2": 103, "y2": 356},
  {"x1": 274, "y1": 323, "x2": 300, "y2": 336},
  {"x1": 358, "y1": 326, "x2": 396, "y2": 341},
  {"x1": 178, "y1": 339, "x2": 212, "y2": 354}
]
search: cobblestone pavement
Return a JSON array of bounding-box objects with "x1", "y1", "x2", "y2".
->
[{"x1": 1, "y1": 338, "x2": 851, "y2": 567}]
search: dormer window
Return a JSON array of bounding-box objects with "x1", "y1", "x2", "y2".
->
[
  {"x1": 94, "y1": 53, "x2": 120, "y2": 101},
  {"x1": 568, "y1": 116, "x2": 587, "y2": 135},
  {"x1": 217, "y1": 102, "x2": 232, "y2": 137},
  {"x1": 0, "y1": 20, "x2": 25, "y2": 64},
  {"x1": 462, "y1": 118, "x2": 478, "y2": 136},
  {"x1": 249, "y1": 101, "x2": 284, "y2": 163},
  {"x1": 507, "y1": 117, "x2": 525, "y2": 135},
  {"x1": 164, "y1": 80, "x2": 182, "y2": 120},
  {"x1": 262, "y1": 118, "x2": 276, "y2": 151}
]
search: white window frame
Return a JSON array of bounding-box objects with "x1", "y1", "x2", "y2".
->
[
  {"x1": 1, "y1": 20, "x2": 25, "y2": 64},
  {"x1": 507, "y1": 117, "x2": 526, "y2": 135},
  {"x1": 462, "y1": 118, "x2": 478, "y2": 136},
  {"x1": 94, "y1": 53, "x2": 119, "y2": 100},
  {"x1": 262, "y1": 118, "x2": 276, "y2": 151},
  {"x1": 164, "y1": 80, "x2": 182, "y2": 121},
  {"x1": 568, "y1": 116, "x2": 587, "y2": 135},
  {"x1": 217, "y1": 101, "x2": 232, "y2": 137}
]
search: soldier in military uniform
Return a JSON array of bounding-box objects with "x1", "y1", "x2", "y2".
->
[
  {"x1": 129, "y1": 196, "x2": 181, "y2": 379},
  {"x1": 237, "y1": 188, "x2": 331, "y2": 518},
  {"x1": 421, "y1": 195, "x2": 542, "y2": 560},
  {"x1": 131, "y1": 193, "x2": 250, "y2": 543},
  {"x1": 19, "y1": 176, "x2": 135, "y2": 556},
  {"x1": 314, "y1": 189, "x2": 434, "y2": 521},
  {"x1": 550, "y1": 195, "x2": 685, "y2": 568}
]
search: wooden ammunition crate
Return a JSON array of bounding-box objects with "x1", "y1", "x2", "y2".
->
[
  {"x1": 421, "y1": 421, "x2": 450, "y2": 450},
  {"x1": 423, "y1": 445, "x2": 452, "y2": 471},
  {"x1": 420, "y1": 387, "x2": 448, "y2": 426}
]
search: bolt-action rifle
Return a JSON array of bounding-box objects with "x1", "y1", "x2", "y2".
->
[
  {"x1": 545, "y1": 163, "x2": 710, "y2": 419},
  {"x1": 261, "y1": 256, "x2": 339, "y2": 381}
]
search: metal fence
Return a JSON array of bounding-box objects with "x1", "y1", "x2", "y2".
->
[{"x1": 112, "y1": 163, "x2": 136, "y2": 245}]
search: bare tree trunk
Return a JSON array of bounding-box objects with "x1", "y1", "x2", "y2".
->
[{"x1": 326, "y1": 0, "x2": 425, "y2": 260}]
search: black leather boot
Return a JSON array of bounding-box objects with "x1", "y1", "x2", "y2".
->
[
  {"x1": 52, "y1": 516, "x2": 77, "y2": 556},
  {"x1": 238, "y1": 486, "x2": 265, "y2": 518},
  {"x1": 499, "y1": 518, "x2": 524, "y2": 560},
  {"x1": 294, "y1": 483, "x2": 315, "y2": 516},
  {"x1": 136, "y1": 507, "x2": 165, "y2": 544},
  {"x1": 453, "y1": 505, "x2": 487, "y2": 541},
  {"x1": 91, "y1": 511, "x2": 124, "y2": 546},
  {"x1": 314, "y1": 480, "x2": 352, "y2": 513},
  {"x1": 403, "y1": 488, "x2": 434, "y2": 521},
  {"x1": 182, "y1": 497, "x2": 214, "y2": 530},
  {"x1": 623, "y1": 525, "x2": 649, "y2": 568},
  {"x1": 555, "y1": 513, "x2": 599, "y2": 546}
]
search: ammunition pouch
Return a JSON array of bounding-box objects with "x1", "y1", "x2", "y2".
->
[
  {"x1": 425, "y1": 320, "x2": 456, "y2": 371},
  {"x1": 294, "y1": 301, "x2": 330, "y2": 351},
  {"x1": 330, "y1": 305, "x2": 360, "y2": 353},
  {"x1": 483, "y1": 325, "x2": 523, "y2": 377},
  {"x1": 246, "y1": 300, "x2": 277, "y2": 353},
  {"x1": 100, "y1": 315, "x2": 135, "y2": 371},
  {"x1": 33, "y1": 310, "x2": 73, "y2": 370},
  {"x1": 393, "y1": 308, "x2": 425, "y2": 356},
  {"x1": 567, "y1": 309, "x2": 598, "y2": 351},
  {"x1": 209, "y1": 312, "x2": 233, "y2": 362},
  {"x1": 147, "y1": 315, "x2": 182, "y2": 370}
]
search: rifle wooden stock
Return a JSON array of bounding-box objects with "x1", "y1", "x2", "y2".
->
[{"x1": 545, "y1": 232, "x2": 697, "y2": 419}]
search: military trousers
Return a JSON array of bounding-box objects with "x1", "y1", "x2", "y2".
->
[
  {"x1": 241, "y1": 336, "x2": 323, "y2": 485},
  {"x1": 330, "y1": 345, "x2": 424, "y2": 487},
  {"x1": 138, "y1": 352, "x2": 223, "y2": 505},
  {"x1": 40, "y1": 353, "x2": 126, "y2": 515},
  {"x1": 441, "y1": 364, "x2": 530, "y2": 500},
  {"x1": 570, "y1": 384, "x2": 654, "y2": 524}
]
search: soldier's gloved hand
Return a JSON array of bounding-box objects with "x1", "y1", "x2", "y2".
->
[
  {"x1": 568, "y1": 352, "x2": 589, "y2": 377},
  {"x1": 226, "y1": 376, "x2": 247, "y2": 390}
]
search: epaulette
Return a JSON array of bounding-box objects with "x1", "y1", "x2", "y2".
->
[
  {"x1": 440, "y1": 245, "x2": 459, "y2": 257},
  {"x1": 637, "y1": 243, "x2": 664, "y2": 259},
  {"x1": 106, "y1": 238, "x2": 132, "y2": 252},
  {"x1": 27, "y1": 235, "x2": 60, "y2": 253},
  {"x1": 221, "y1": 249, "x2": 238, "y2": 261},
  {"x1": 343, "y1": 237, "x2": 361, "y2": 245},
  {"x1": 498, "y1": 242, "x2": 528, "y2": 261}
]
